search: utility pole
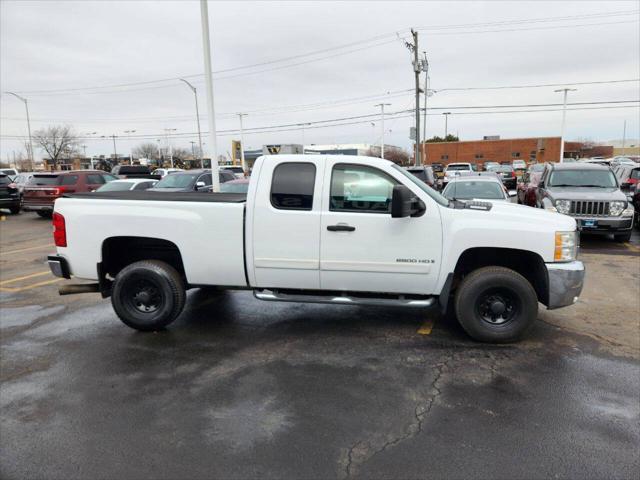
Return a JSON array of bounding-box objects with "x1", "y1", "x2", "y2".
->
[
  {"x1": 179, "y1": 78, "x2": 204, "y2": 168},
  {"x1": 102, "y1": 134, "x2": 118, "y2": 164},
  {"x1": 85, "y1": 132, "x2": 97, "y2": 169},
  {"x1": 200, "y1": 0, "x2": 220, "y2": 192},
  {"x1": 163, "y1": 128, "x2": 176, "y2": 168},
  {"x1": 190, "y1": 141, "x2": 196, "y2": 159},
  {"x1": 156, "y1": 139, "x2": 163, "y2": 165},
  {"x1": 237, "y1": 113, "x2": 247, "y2": 173},
  {"x1": 555, "y1": 88, "x2": 576, "y2": 163},
  {"x1": 374, "y1": 103, "x2": 391, "y2": 159},
  {"x1": 412, "y1": 30, "x2": 421, "y2": 165},
  {"x1": 443, "y1": 112, "x2": 451, "y2": 137},
  {"x1": 124, "y1": 129, "x2": 136, "y2": 165},
  {"x1": 622, "y1": 119, "x2": 627, "y2": 151},
  {"x1": 5, "y1": 92, "x2": 35, "y2": 169}
]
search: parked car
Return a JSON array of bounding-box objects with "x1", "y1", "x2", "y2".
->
[
  {"x1": 147, "y1": 169, "x2": 235, "y2": 193},
  {"x1": 49, "y1": 154, "x2": 584, "y2": 343},
  {"x1": 631, "y1": 183, "x2": 640, "y2": 229},
  {"x1": 613, "y1": 163, "x2": 640, "y2": 191},
  {"x1": 404, "y1": 165, "x2": 436, "y2": 189},
  {"x1": 96, "y1": 178, "x2": 158, "y2": 192},
  {"x1": 0, "y1": 173, "x2": 21, "y2": 214},
  {"x1": 220, "y1": 166, "x2": 246, "y2": 179},
  {"x1": 582, "y1": 158, "x2": 612, "y2": 167},
  {"x1": 430, "y1": 162, "x2": 445, "y2": 179},
  {"x1": 536, "y1": 162, "x2": 634, "y2": 242},
  {"x1": 220, "y1": 178, "x2": 250, "y2": 193},
  {"x1": 12, "y1": 172, "x2": 36, "y2": 205},
  {"x1": 153, "y1": 168, "x2": 184, "y2": 178},
  {"x1": 23, "y1": 170, "x2": 118, "y2": 217},
  {"x1": 442, "y1": 162, "x2": 474, "y2": 187},
  {"x1": 0, "y1": 168, "x2": 19, "y2": 179},
  {"x1": 111, "y1": 165, "x2": 160, "y2": 179},
  {"x1": 442, "y1": 175, "x2": 511, "y2": 203},
  {"x1": 487, "y1": 165, "x2": 517, "y2": 189},
  {"x1": 483, "y1": 161, "x2": 500, "y2": 171},
  {"x1": 516, "y1": 171, "x2": 542, "y2": 207},
  {"x1": 611, "y1": 156, "x2": 639, "y2": 168},
  {"x1": 512, "y1": 160, "x2": 527, "y2": 173}
]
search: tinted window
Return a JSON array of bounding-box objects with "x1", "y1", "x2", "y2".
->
[
  {"x1": 443, "y1": 180, "x2": 506, "y2": 200},
  {"x1": 330, "y1": 164, "x2": 396, "y2": 214},
  {"x1": 407, "y1": 169, "x2": 427, "y2": 181},
  {"x1": 154, "y1": 173, "x2": 198, "y2": 188},
  {"x1": 198, "y1": 174, "x2": 212, "y2": 186},
  {"x1": 630, "y1": 169, "x2": 640, "y2": 180},
  {"x1": 271, "y1": 162, "x2": 315, "y2": 210},
  {"x1": 28, "y1": 175, "x2": 59, "y2": 185},
  {"x1": 220, "y1": 171, "x2": 235, "y2": 183},
  {"x1": 446, "y1": 164, "x2": 471, "y2": 171},
  {"x1": 59, "y1": 175, "x2": 78, "y2": 186},
  {"x1": 86, "y1": 174, "x2": 106, "y2": 184}
]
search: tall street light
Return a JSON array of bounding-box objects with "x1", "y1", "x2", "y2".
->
[
  {"x1": 5, "y1": 91, "x2": 35, "y2": 169},
  {"x1": 163, "y1": 128, "x2": 177, "y2": 167},
  {"x1": 443, "y1": 112, "x2": 451, "y2": 137},
  {"x1": 179, "y1": 78, "x2": 204, "y2": 168},
  {"x1": 200, "y1": 0, "x2": 220, "y2": 192},
  {"x1": 374, "y1": 103, "x2": 391, "y2": 160},
  {"x1": 85, "y1": 132, "x2": 98, "y2": 169},
  {"x1": 101, "y1": 134, "x2": 118, "y2": 164},
  {"x1": 124, "y1": 129, "x2": 136, "y2": 165},
  {"x1": 555, "y1": 88, "x2": 577, "y2": 163}
]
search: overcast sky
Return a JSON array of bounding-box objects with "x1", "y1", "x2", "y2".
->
[{"x1": 1, "y1": 0, "x2": 639, "y2": 162}]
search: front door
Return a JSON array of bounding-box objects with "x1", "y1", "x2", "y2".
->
[
  {"x1": 250, "y1": 158, "x2": 323, "y2": 289},
  {"x1": 320, "y1": 161, "x2": 442, "y2": 295}
]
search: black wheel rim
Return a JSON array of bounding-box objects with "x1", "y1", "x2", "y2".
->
[
  {"x1": 124, "y1": 277, "x2": 164, "y2": 315},
  {"x1": 475, "y1": 287, "x2": 520, "y2": 326}
]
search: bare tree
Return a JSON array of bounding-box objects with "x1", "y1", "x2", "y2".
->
[
  {"x1": 133, "y1": 142, "x2": 159, "y2": 161},
  {"x1": 366, "y1": 148, "x2": 410, "y2": 165},
  {"x1": 33, "y1": 125, "x2": 78, "y2": 170}
]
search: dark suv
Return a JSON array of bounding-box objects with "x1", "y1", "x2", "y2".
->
[
  {"x1": 536, "y1": 162, "x2": 634, "y2": 242},
  {"x1": 23, "y1": 170, "x2": 117, "y2": 217},
  {"x1": 148, "y1": 169, "x2": 235, "y2": 192},
  {"x1": 0, "y1": 174, "x2": 21, "y2": 214}
]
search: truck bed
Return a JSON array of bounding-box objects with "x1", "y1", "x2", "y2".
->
[{"x1": 66, "y1": 191, "x2": 247, "y2": 203}]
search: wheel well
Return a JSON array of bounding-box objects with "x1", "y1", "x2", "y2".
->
[
  {"x1": 452, "y1": 247, "x2": 548, "y2": 305},
  {"x1": 101, "y1": 236, "x2": 185, "y2": 280}
]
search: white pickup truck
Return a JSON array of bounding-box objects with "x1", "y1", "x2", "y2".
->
[{"x1": 48, "y1": 155, "x2": 585, "y2": 342}]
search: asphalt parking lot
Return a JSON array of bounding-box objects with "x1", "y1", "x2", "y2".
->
[{"x1": 1, "y1": 211, "x2": 639, "y2": 479}]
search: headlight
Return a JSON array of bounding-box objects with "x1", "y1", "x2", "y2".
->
[
  {"x1": 610, "y1": 201, "x2": 626, "y2": 216},
  {"x1": 555, "y1": 199, "x2": 571, "y2": 215},
  {"x1": 555, "y1": 231, "x2": 578, "y2": 262},
  {"x1": 622, "y1": 205, "x2": 635, "y2": 217}
]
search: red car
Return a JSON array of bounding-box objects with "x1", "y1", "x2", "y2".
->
[
  {"x1": 23, "y1": 170, "x2": 117, "y2": 217},
  {"x1": 516, "y1": 171, "x2": 542, "y2": 207}
]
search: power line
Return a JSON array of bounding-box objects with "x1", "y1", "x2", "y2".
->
[{"x1": 6, "y1": 9, "x2": 637, "y2": 96}]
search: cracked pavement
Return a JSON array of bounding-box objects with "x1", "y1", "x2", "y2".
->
[{"x1": 1, "y1": 214, "x2": 639, "y2": 479}]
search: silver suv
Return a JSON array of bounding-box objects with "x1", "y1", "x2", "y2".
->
[{"x1": 536, "y1": 162, "x2": 634, "y2": 242}]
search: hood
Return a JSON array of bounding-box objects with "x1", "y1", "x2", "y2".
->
[
  {"x1": 481, "y1": 201, "x2": 576, "y2": 231},
  {"x1": 546, "y1": 186, "x2": 626, "y2": 201}
]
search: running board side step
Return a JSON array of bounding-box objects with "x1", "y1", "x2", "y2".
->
[{"x1": 253, "y1": 289, "x2": 435, "y2": 308}]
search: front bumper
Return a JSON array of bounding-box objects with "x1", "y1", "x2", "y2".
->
[
  {"x1": 574, "y1": 216, "x2": 633, "y2": 234},
  {"x1": 545, "y1": 261, "x2": 585, "y2": 309}
]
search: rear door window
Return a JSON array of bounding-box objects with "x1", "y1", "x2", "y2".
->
[
  {"x1": 86, "y1": 174, "x2": 106, "y2": 184},
  {"x1": 59, "y1": 175, "x2": 79, "y2": 186},
  {"x1": 270, "y1": 162, "x2": 316, "y2": 210}
]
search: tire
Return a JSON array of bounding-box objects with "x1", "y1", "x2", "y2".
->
[
  {"x1": 454, "y1": 266, "x2": 538, "y2": 343},
  {"x1": 9, "y1": 205, "x2": 20, "y2": 215},
  {"x1": 111, "y1": 260, "x2": 186, "y2": 331},
  {"x1": 36, "y1": 211, "x2": 52, "y2": 218},
  {"x1": 614, "y1": 232, "x2": 632, "y2": 242}
]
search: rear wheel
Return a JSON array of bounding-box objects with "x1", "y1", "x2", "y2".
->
[
  {"x1": 454, "y1": 266, "x2": 538, "y2": 343},
  {"x1": 9, "y1": 205, "x2": 20, "y2": 214},
  {"x1": 111, "y1": 260, "x2": 186, "y2": 331}
]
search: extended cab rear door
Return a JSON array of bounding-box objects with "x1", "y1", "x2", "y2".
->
[
  {"x1": 249, "y1": 156, "x2": 323, "y2": 289},
  {"x1": 319, "y1": 158, "x2": 442, "y2": 295}
]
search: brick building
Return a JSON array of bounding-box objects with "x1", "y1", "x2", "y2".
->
[{"x1": 420, "y1": 137, "x2": 561, "y2": 167}]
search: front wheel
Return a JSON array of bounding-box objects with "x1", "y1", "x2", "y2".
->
[
  {"x1": 454, "y1": 266, "x2": 538, "y2": 343},
  {"x1": 614, "y1": 232, "x2": 632, "y2": 242},
  {"x1": 111, "y1": 260, "x2": 186, "y2": 331}
]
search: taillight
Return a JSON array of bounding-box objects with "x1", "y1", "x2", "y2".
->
[{"x1": 52, "y1": 212, "x2": 67, "y2": 247}]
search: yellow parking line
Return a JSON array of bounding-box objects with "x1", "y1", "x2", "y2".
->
[
  {"x1": 0, "y1": 243, "x2": 53, "y2": 256},
  {"x1": 0, "y1": 278, "x2": 62, "y2": 293},
  {"x1": 417, "y1": 319, "x2": 434, "y2": 335},
  {"x1": 624, "y1": 243, "x2": 640, "y2": 252},
  {"x1": 0, "y1": 270, "x2": 50, "y2": 286}
]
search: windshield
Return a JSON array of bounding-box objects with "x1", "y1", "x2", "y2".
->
[
  {"x1": 548, "y1": 169, "x2": 617, "y2": 188},
  {"x1": 220, "y1": 182, "x2": 249, "y2": 193},
  {"x1": 631, "y1": 169, "x2": 640, "y2": 180},
  {"x1": 97, "y1": 181, "x2": 134, "y2": 192},
  {"x1": 443, "y1": 180, "x2": 506, "y2": 200},
  {"x1": 154, "y1": 173, "x2": 198, "y2": 188},
  {"x1": 391, "y1": 164, "x2": 449, "y2": 206},
  {"x1": 446, "y1": 164, "x2": 470, "y2": 171},
  {"x1": 28, "y1": 175, "x2": 60, "y2": 185},
  {"x1": 490, "y1": 166, "x2": 513, "y2": 173}
]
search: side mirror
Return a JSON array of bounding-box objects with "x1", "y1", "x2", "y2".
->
[
  {"x1": 509, "y1": 191, "x2": 517, "y2": 197},
  {"x1": 391, "y1": 185, "x2": 425, "y2": 218},
  {"x1": 195, "y1": 181, "x2": 206, "y2": 190}
]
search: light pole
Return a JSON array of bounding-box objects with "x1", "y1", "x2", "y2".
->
[
  {"x1": 163, "y1": 128, "x2": 177, "y2": 168},
  {"x1": 622, "y1": 119, "x2": 627, "y2": 151},
  {"x1": 374, "y1": 103, "x2": 391, "y2": 160},
  {"x1": 5, "y1": 91, "x2": 35, "y2": 169},
  {"x1": 200, "y1": 0, "x2": 220, "y2": 192},
  {"x1": 443, "y1": 112, "x2": 451, "y2": 137},
  {"x1": 85, "y1": 132, "x2": 98, "y2": 169},
  {"x1": 555, "y1": 88, "x2": 577, "y2": 163},
  {"x1": 124, "y1": 129, "x2": 136, "y2": 165},
  {"x1": 179, "y1": 78, "x2": 204, "y2": 168},
  {"x1": 237, "y1": 113, "x2": 247, "y2": 173},
  {"x1": 156, "y1": 139, "x2": 163, "y2": 166},
  {"x1": 101, "y1": 134, "x2": 118, "y2": 165}
]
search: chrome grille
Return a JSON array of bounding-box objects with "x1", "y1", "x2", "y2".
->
[{"x1": 570, "y1": 201, "x2": 609, "y2": 216}]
